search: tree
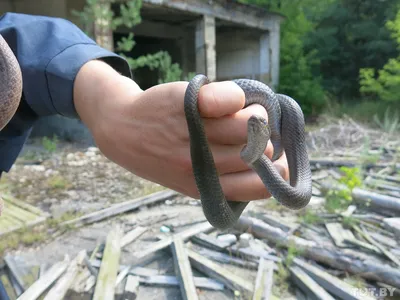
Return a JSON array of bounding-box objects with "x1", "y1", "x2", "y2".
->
[
  {"x1": 71, "y1": 0, "x2": 193, "y2": 84},
  {"x1": 239, "y1": 0, "x2": 327, "y2": 116},
  {"x1": 359, "y1": 9, "x2": 400, "y2": 104},
  {"x1": 305, "y1": 0, "x2": 400, "y2": 100}
]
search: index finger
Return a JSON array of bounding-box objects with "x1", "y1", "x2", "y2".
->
[{"x1": 198, "y1": 81, "x2": 245, "y2": 118}]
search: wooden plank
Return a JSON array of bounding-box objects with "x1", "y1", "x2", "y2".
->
[
  {"x1": 0, "y1": 278, "x2": 10, "y2": 300},
  {"x1": 289, "y1": 265, "x2": 335, "y2": 300},
  {"x1": 138, "y1": 275, "x2": 224, "y2": 291},
  {"x1": 252, "y1": 257, "x2": 274, "y2": 300},
  {"x1": 115, "y1": 266, "x2": 130, "y2": 288},
  {"x1": 1, "y1": 274, "x2": 16, "y2": 300},
  {"x1": 4, "y1": 255, "x2": 28, "y2": 294},
  {"x1": 235, "y1": 216, "x2": 400, "y2": 289},
  {"x1": 0, "y1": 216, "x2": 47, "y2": 239},
  {"x1": 121, "y1": 226, "x2": 147, "y2": 248},
  {"x1": 43, "y1": 250, "x2": 86, "y2": 300},
  {"x1": 229, "y1": 244, "x2": 282, "y2": 264},
  {"x1": 352, "y1": 187, "x2": 400, "y2": 213},
  {"x1": 325, "y1": 223, "x2": 356, "y2": 248},
  {"x1": 187, "y1": 249, "x2": 254, "y2": 298},
  {"x1": 1, "y1": 194, "x2": 46, "y2": 216},
  {"x1": 170, "y1": 236, "x2": 198, "y2": 300},
  {"x1": 92, "y1": 224, "x2": 123, "y2": 300},
  {"x1": 3, "y1": 203, "x2": 39, "y2": 222},
  {"x1": 83, "y1": 254, "x2": 98, "y2": 277},
  {"x1": 383, "y1": 218, "x2": 400, "y2": 239},
  {"x1": 17, "y1": 258, "x2": 69, "y2": 300},
  {"x1": 123, "y1": 275, "x2": 139, "y2": 300},
  {"x1": 343, "y1": 237, "x2": 381, "y2": 254},
  {"x1": 353, "y1": 225, "x2": 400, "y2": 267},
  {"x1": 61, "y1": 190, "x2": 178, "y2": 228},
  {"x1": 194, "y1": 247, "x2": 259, "y2": 270},
  {"x1": 191, "y1": 232, "x2": 231, "y2": 251},
  {"x1": 131, "y1": 221, "x2": 213, "y2": 266},
  {"x1": 293, "y1": 258, "x2": 374, "y2": 300}
]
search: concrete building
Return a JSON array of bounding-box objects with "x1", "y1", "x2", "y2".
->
[{"x1": 0, "y1": 0, "x2": 284, "y2": 142}]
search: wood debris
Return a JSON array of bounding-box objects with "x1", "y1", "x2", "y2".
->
[
  {"x1": 0, "y1": 194, "x2": 48, "y2": 238},
  {"x1": 0, "y1": 119, "x2": 399, "y2": 299}
]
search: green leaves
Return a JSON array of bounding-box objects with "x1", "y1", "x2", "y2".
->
[
  {"x1": 359, "y1": 9, "x2": 400, "y2": 104},
  {"x1": 240, "y1": 0, "x2": 327, "y2": 116},
  {"x1": 72, "y1": 0, "x2": 189, "y2": 84}
]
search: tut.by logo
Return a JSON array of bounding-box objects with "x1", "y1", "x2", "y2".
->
[{"x1": 352, "y1": 287, "x2": 397, "y2": 299}]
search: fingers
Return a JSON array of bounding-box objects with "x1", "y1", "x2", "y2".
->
[
  {"x1": 203, "y1": 104, "x2": 268, "y2": 145},
  {"x1": 197, "y1": 81, "x2": 245, "y2": 118},
  {"x1": 210, "y1": 141, "x2": 274, "y2": 175},
  {"x1": 219, "y1": 151, "x2": 289, "y2": 201}
]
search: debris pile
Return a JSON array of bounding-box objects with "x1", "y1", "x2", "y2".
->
[{"x1": 0, "y1": 116, "x2": 399, "y2": 299}]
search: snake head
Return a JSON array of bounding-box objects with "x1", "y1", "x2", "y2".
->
[
  {"x1": 240, "y1": 115, "x2": 271, "y2": 165},
  {"x1": 247, "y1": 115, "x2": 270, "y2": 139}
]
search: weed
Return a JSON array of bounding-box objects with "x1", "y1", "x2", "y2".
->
[
  {"x1": 42, "y1": 135, "x2": 58, "y2": 153},
  {"x1": 272, "y1": 262, "x2": 290, "y2": 296},
  {"x1": 341, "y1": 216, "x2": 360, "y2": 229},
  {"x1": 325, "y1": 166, "x2": 362, "y2": 213},
  {"x1": 0, "y1": 226, "x2": 49, "y2": 256},
  {"x1": 47, "y1": 174, "x2": 71, "y2": 190},
  {"x1": 373, "y1": 107, "x2": 400, "y2": 134},
  {"x1": 299, "y1": 209, "x2": 322, "y2": 225},
  {"x1": 285, "y1": 241, "x2": 302, "y2": 266}
]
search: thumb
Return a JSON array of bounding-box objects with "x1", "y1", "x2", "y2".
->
[{"x1": 197, "y1": 81, "x2": 245, "y2": 118}]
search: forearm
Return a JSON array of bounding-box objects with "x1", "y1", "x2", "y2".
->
[{"x1": 73, "y1": 59, "x2": 142, "y2": 132}]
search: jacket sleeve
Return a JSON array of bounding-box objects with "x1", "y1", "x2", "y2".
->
[{"x1": 0, "y1": 12, "x2": 132, "y2": 173}]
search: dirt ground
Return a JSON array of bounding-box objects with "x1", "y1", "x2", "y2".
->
[{"x1": 1, "y1": 115, "x2": 399, "y2": 299}]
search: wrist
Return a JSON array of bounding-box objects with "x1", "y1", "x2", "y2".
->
[{"x1": 73, "y1": 59, "x2": 142, "y2": 133}]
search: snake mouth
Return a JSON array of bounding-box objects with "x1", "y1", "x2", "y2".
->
[{"x1": 0, "y1": 34, "x2": 22, "y2": 131}]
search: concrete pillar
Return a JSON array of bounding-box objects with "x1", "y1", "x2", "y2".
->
[
  {"x1": 178, "y1": 37, "x2": 189, "y2": 76},
  {"x1": 195, "y1": 15, "x2": 216, "y2": 81},
  {"x1": 93, "y1": 0, "x2": 114, "y2": 51},
  {"x1": 259, "y1": 32, "x2": 271, "y2": 84},
  {"x1": 269, "y1": 25, "x2": 281, "y2": 90}
]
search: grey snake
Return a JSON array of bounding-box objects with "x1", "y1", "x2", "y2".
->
[
  {"x1": 184, "y1": 74, "x2": 312, "y2": 229},
  {"x1": 0, "y1": 33, "x2": 312, "y2": 226}
]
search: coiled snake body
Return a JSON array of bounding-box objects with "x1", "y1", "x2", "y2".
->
[
  {"x1": 0, "y1": 34, "x2": 23, "y2": 215},
  {"x1": 0, "y1": 33, "x2": 312, "y2": 225},
  {"x1": 184, "y1": 74, "x2": 312, "y2": 229}
]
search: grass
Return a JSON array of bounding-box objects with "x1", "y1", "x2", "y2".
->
[
  {"x1": 0, "y1": 211, "x2": 82, "y2": 257},
  {"x1": 47, "y1": 174, "x2": 71, "y2": 190},
  {"x1": 0, "y1": 226, "x2": 49, "y2": 256},
  {"x1": 322, "y1": 98, "x2": 400, "y2": 126},
  {"x1": 299, "y1": 209, "x2": 322, "y2": 225}
]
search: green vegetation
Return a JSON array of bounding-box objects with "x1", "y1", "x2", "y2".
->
[
  {"x1": 299, "y1": 209, "x2": 322, "y2": 225},
  {"x1": 325, "y1": 166, "x2": 362, "y2": 213},
  {"x1": 42, "y1": 135, "x2": 58, "y2": 153},
  {"x1": 71, "y1": 0, "x2": 194, "y2": 84},
  {"x1": 239, "y1": 0, "x2": 400, "y2": 122}
]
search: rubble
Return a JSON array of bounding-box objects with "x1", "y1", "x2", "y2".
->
[{"x1": 0, "y1": 116, "x2": 399, "y2": 299}]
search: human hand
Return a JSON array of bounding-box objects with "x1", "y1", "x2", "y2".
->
[{"x1": 74, "y1": 60, "x2": 289, "y2": 202}]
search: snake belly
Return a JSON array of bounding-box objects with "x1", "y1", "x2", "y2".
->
[{"x1": 184, "y1": 74, "x2": 312, "y2": 230}]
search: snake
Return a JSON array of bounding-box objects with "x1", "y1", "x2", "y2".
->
[
  {"x1": 184, "y1": 74, "x2": 312, "y2": 230},
  {"x1": 0, "y1": 32, "x2": 312, "y2": 226},
  {"x1": 0, "y1": 34, "x2": 23, "y2": 215}
]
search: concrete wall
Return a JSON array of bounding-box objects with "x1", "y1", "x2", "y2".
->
[
  {"x1": 216, "y1": 30, "x2": 263, "y2": 81},
  {"x1": 0, "y1": 0, "x2": 68, "y2": 18},
  {"x1": 1, "y1": 0, "x2": 280, "y2": 142}
]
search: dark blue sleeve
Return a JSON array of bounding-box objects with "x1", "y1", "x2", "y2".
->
[{"x1": 0, "y1": 12, "x2": 132, "y2": 173}]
